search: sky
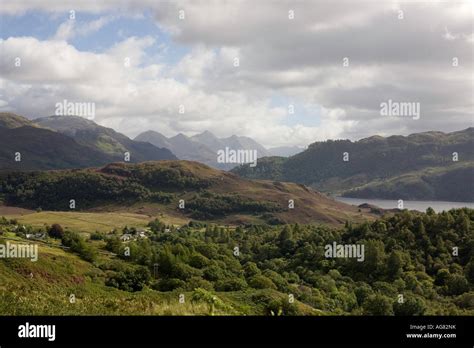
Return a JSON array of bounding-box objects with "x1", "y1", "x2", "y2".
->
[{"x1": 0, "y1": 0, "x2": 473, "y2": 148}]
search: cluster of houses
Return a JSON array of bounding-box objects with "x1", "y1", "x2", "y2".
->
[
  {"x1": 25, "y1": 232, "x2": 47, "y2": 240},
  {"x1": 120, "y1": 229, "x2": 148, "y2": 242},
  {"x1": 119, "y1": 226, "x2": 173, "y2": 242},
  {"x1": 10, "y1": 224, "x2": 48, "y2": 240}
]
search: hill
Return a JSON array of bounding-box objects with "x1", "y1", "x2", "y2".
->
[
  {"x1": 343, "y1": 163, "x2": 474, "y2": 201},
  {"x1": 0, "y1": 160, "x2": 373, "y2": 225},
  {"x1": 0, "y1": 113, "x2": 177, "y2": 171},
  {"x1": 0, "y1": 121, "x2": 113, "y2": 171},
  {"x1": 232, "y1": 128, "x2": 474, "y2": 202},
  {"x1": 35, "y1": 115, "x2": 176, "y2": 163}
]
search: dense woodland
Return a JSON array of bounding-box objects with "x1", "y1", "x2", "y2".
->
[
  {"x1": 2, "y1": 208, "x2": 472, "y2": 315},
  {"x1": 0, "y1": 167, "x2": 280, "y2": 218}
]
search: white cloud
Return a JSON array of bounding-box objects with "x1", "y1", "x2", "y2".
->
[
  {"x1": 52, "y1": 15, "x2": 116, "y2": 41},
  {"x1": 0, "y1": 0, "x2": 473, "y2": 147}
]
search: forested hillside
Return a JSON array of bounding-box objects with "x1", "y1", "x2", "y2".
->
[
  {"x1": 0, "y1": 161, "x2": 371, "y2": 225},
  {"x1": 232, "y1": 128, "x2": 474, "y2": 201},
  {"x1": 0, "y1": 208, "x2": 472, "y2": 315}
]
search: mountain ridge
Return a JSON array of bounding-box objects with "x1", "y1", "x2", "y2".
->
[
  {"x1": 35, "y1": 115, "x2": 177, "y2": 163},
  {"x1": 135, "y1": 130, "x2": 273, "y2": 170},
  {"x1": 232, "y1": 128, "x2": 474, "y2": 202},
  {"x1": 0, "y1": 113, "x2": 176, "y2": 171}
]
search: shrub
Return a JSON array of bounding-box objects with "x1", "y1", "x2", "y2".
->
[
  {"x1": 215, "y1": 278, "x2": 247, "y2": 291},
  {"x1": 186, "y1": 277, "x2": 214, "y2": 291},
  {"x1": 155, "y1": 278, "x2": 186, "y2": 291},
  {"x1": 106, "y1": 266, "x2": 151, "y2": 292},
  {"x1": 90, "y1": 232, "x2": 104, "y2": 240},
  {"x1": 248, "y1": 275, "x2": 277, "y2": 290},
  {"x1": 61, "y1": 231, "x2": 96, "y2": 262}
]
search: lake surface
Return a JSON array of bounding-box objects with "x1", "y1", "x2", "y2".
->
[{"x1": 334, "y1": 197, "x2": 474, "y2": 212}]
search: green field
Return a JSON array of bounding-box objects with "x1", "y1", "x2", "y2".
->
[{"x1": 4, "y1": 211, "x2": 151, "y2": 234}]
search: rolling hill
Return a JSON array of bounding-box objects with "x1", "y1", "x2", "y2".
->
[
  {"x1": 232, "y1": 128, "x2": 474, "y2": 202},
  {"x1": 0, "y1": 160, "x2": 373, "y2": 225}
]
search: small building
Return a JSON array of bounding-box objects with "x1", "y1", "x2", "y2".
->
[{"x1": 120, "y1": 233, "x2": 132, "y2": 242}]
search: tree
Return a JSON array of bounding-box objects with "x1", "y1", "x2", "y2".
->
[
  {"x1": 105, "y1": 236, "x2": 122, "y2": 254},
  {"x1": 363, "y1": 294, "x2": 393, "y2": 315},
  {"x1": 435, "y1": 268, "x2": 450, "y2": 286},
  {"x1": 465, "y1": 259, "x2": 474, "y2": 283},
  {"x1": 393, "y1": 297, "x2": 426, "y2": 315},
  {"x1": 387, "y1": 251, "x2": 403, "y2": 279},
  {"x1": 48, "y1": 224, "x2": 64, "y2": 239},
  {"x1": 243, "y1": 262, "x2": 261, "y2": 278},
  {"x1": 278, "y1": 225, "x2": 293, "y2": 242},
  {"x1": 446, "y1": 274, "x2": 469, "y2": 296},
  {"x1": 106, "y1": 266, "x2": 151, "y2": 292},
  {"x1": 354, "y1": 283, "x2": 373, "y2": 306},
  {"x1": 189, "y1": 254, "x2": 210, "y2": 269},
  {"x1": 148, "y1": 218, "x2": 164, "y2": 233},
  {"x1": 363, "y1": 240, "x2": 386, "y2": 277},
  {"x1": 61, "y1": 231, "x2": 96, "y2": 262}
]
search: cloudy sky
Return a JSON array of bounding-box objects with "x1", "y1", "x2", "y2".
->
[{"x1": 0, "y1": 0, "x2": 472, "y2": 147}]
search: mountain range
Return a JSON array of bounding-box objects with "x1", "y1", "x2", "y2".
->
[
  {"x1": 1, "y1": 112, "x2": 472, "y2": 202},
  {"x1": 134, "y1": 130, "x2": 299, "y2": 170},
  {"x1": 232, "y1": 128, "x2": 474, "y2": 202},
  {"x1": 0, "y1": 112, "x2": 300, "y2": 171}
]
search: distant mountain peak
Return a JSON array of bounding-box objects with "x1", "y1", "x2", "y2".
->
[
  {"x1": 171, "y1": 133, "x2": 191, "y2": 141},
  {"x1": 138, "y1": 130, "x2": 168, "y2": 138},
  {"x1": 199, "y1": 130, "x2": 216, "y2": 137},
  {"x1": 135, "y1": 129, "x2": 271, "y2": 169}
]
